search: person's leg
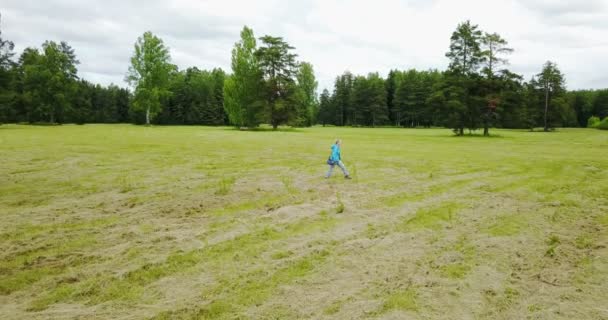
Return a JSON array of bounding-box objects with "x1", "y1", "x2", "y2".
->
[
  {"x1": 325, "y1": 164, "x2": 335, "y2": 178},
  {"x1": 337, "y1": 161, "x2": 350, "y2": 177}
]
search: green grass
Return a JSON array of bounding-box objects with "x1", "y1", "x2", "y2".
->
[
  {"x1": 323, "y1": 299, "x2": 344, "y2": 315},
  {"x1": 545, "y1": 234, "x2": 561, "y2": 258},
  {"x1": 376, "y1": 288, "x2": 419, "y2": 314},
  {"x1": 215, "y1": 177, "x2": 236, "y2": 195},
  {"x1": 400, "y1": 202, "x2": 460, "y2": 231},
  {"x1": 157, "y1": 248, "x2": 331, "y2": 319},
  {"x1": 1, "y1": 124, "x2": 607, "y2": 319},
  {"x1": 335, "y1": 195, "x2": 345, "y2": 213},
  {"x1": 440, "y1": 263, "x2": 471, "y2": 279},
  {"x1": 483, "y1": 214, "x2": 528, "y2": 236},
  {"x1": 436, "y1": 236, "x2": 478, "y2": 279}
]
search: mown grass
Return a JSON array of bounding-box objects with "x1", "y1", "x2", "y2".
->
[
  {"x1": 379, "y1": 288, "x2": 419, "y2": 313},
  {"x1": 30, "y1": 208, "x2": 339, "y2": 310},
  {"x1": 438, "y1": 236, "x2": 478, "y2": 279},
  {"x1": 399, "y1": 202, "x2": 461, "y2": 231},
  {"x1": 1, "y1": 125, "x2": 607, "y2": 319},
  {"x1": 483, "y1": 213, "x2": 528, "y2": 237},
  {"x1": 153, "y1": 248, "x2": 331, "y2": 319}
]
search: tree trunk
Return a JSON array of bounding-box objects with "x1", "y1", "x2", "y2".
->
[
  {"x1": 50, "y1": 110, "x2": 55, "y2": 124},
  {"x1": 483, "y1": 126, "x2": 489, "y2": 136},
  {"x1": 459, "y1": 127, "x2": 464, "y2": 136},
  {"x1": 145, "y1": 107, "x2": 150, "y2": 126},
  {"x1": 462, "y1": 39, "x2": 467, "y2": 73},
  {"x1": 544, "y1": 84, "x2": 549, "y2": 132},
  {"x1": 488, "y1": 43, "x2": 494, "y2": 77}
]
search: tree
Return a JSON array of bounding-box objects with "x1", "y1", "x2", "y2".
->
[
  {"x1": 386, "y1": 70, "x2": 397, "y2": 125},
  {"x1": 443, "y1": 21, "x2": 485, "y2": 135},
  {"x1": 44, "y1": 41, "x2": 79, "y2": 123},
  {"x1": 568, "y1": 90, "x2": 594, "y2": 127},
  {"x1": 333, "y1": 72, "x2": 354, "y2": 126},
  {"x1": 223, "y1": 26, "x2": 263, "y2": 128},
  {"x1": 350, "y1": 75, "x2": 366, "y2": 126},
  {"x1": 294, "y1": 62, "x2": 318, "y2": 126},
  {"x1": 481, "y1": 32, "x2": 513, "y2": 78},
  {"x1": 520, "y1": 79, "x2": 540, "y2": 130},
  {"x1": 317, "y1": 88, "x2": 333, "y2": 126},
  {"x1": 481, "y1": 99, "x2": 498, "y2": 136},
  {"x1": 394, "y1": 70, "x2": 425, "y2": 127},
  {"x1": 126, "y1": 31, "x2": 175, "y2": 125},
  {"x1": 69, "y1": 79, "x2": 93, "y2": 124},
  {"x1": 350, "y1": 73, "x2": 388, "y2": 127},
  {"x1": 439, "y1": 73, "x2": 468, "y2": 135},
  {"x1": 0, "y1": 15, "x2": 13, "y2": 73},
  {"x1": 393, "y1": 70, "x2": 412, "y2": 127},
  {"x1": 446, "y1": 20, "x2": 484, "y2": 75},
  {"x1": 535, "y1": 61, "x2": 565, "y2": 131},
  {"x1": 256, "y1": 35, "x2": 299, "y2": 129},
  {"x1": 158, "y1": 67, "x2": 226, "y2": 125},
  {"x1": 210, "y1": 68, "x2": 227, "y2": 125},
  {"x1": 420, "y1": 70, "x2": 444, "y2": 127},
  {"x1": 363, "y1": 72, "x2": 388, "y2": 126},
  {"x1": 64, "y1": 80, "x2": 131, "y2": 124},
  {"x1": 15, "y1": 48, "x2": 42, "y2": 122},
  {"x1": 494, "y1": 70, "x2": 525, "y2": 129},
  {"x1": 592, "y1": 89, "x2": 608, "y2": 119},
  {"x1": 0, "y1": 14, "x2": 13, "y2": 69},
  {"x1": 16, "y1": 41, "x2": 79, "y2": 123},
  {"x1": 0, "y1": 14, "x2": 16, "y2": 123},
  {"x1": 111, "y1": 85, "x2": 131, "y2": 123},
  {"x1": 391, "y1": 69, "x2": 444, "y2": 128}
]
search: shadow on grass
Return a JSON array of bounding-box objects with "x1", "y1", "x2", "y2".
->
[
  {"x1": 1, "y1": 122, "x2": 63, "y2": 127},
  {"x1": 449, "y1": 133, "x2": 507, "y2": 139},
  {"x1": 420, "y1": 130, "x2": 509, "y2": 139},
  {"x1": 221, "y1": 126, "x2": 305, "y2": 133},
  {"x1": 0, "y1": 125, "x2": 25, "y2": 129},
  {"x1": 523, "y1": 129, "x2": 568, "y2": 133}
]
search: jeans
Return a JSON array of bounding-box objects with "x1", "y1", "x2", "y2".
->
[{"x1": 326, "y1": 160, "x2": 350, "y2": 178}]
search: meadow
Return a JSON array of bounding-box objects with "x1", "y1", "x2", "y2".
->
[{"x1": 1, "y1": 124, "x2": 607, "y2": 319}]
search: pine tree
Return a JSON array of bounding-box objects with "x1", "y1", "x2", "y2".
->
[
  {"x1": 535, "y1": 61, "x2": 565, "y2": 131},
  {"x1": 256, "y1": 35, "x2": 299, "y2": 129}
]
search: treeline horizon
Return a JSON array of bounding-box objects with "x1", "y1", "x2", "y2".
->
[{"x1": 1, "y1": 14, "x2": 607, "y2": 132}]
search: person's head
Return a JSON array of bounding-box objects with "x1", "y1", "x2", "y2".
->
[{"x1": 335, "y1": 139, "x2": 341, "y2": 146}]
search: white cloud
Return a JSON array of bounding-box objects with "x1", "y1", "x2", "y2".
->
[{"x1": 2, "y1": 0, "x2": 607, "y2": 90}]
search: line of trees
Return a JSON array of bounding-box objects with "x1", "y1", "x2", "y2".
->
[
  {"x1": 222, "y1": 27, "x2": 318, "y2": 129},
  {"x1": 0, "y1": 16, "x2": 229, "y2": 126},
  {"x1": 0, "y1": 14, "x2": 607, "y2": 131},
  {"x1": 317, "y1": 21, "x2": 608, "y2": 133}
]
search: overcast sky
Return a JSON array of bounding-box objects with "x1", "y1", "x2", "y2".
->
[{"x1": 3, "y1": 0, "x2": 608, "y2": 91}]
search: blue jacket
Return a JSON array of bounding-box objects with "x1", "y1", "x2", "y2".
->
[{"x1": 330, "y1": 144, "x2": 341, "y2": 162}]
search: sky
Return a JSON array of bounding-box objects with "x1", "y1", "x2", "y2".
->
[{"x1": 3, "y1": 0, "x2": 608, "y2": 92}]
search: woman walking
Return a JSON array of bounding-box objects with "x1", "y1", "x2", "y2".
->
[{"x1": 326, "y1": 139, "x2": 351, "y2": 179}]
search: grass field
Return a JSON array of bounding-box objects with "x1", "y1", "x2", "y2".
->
[{"x1": 1, "y1": 124, "x2": 607, "y2": 319}]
